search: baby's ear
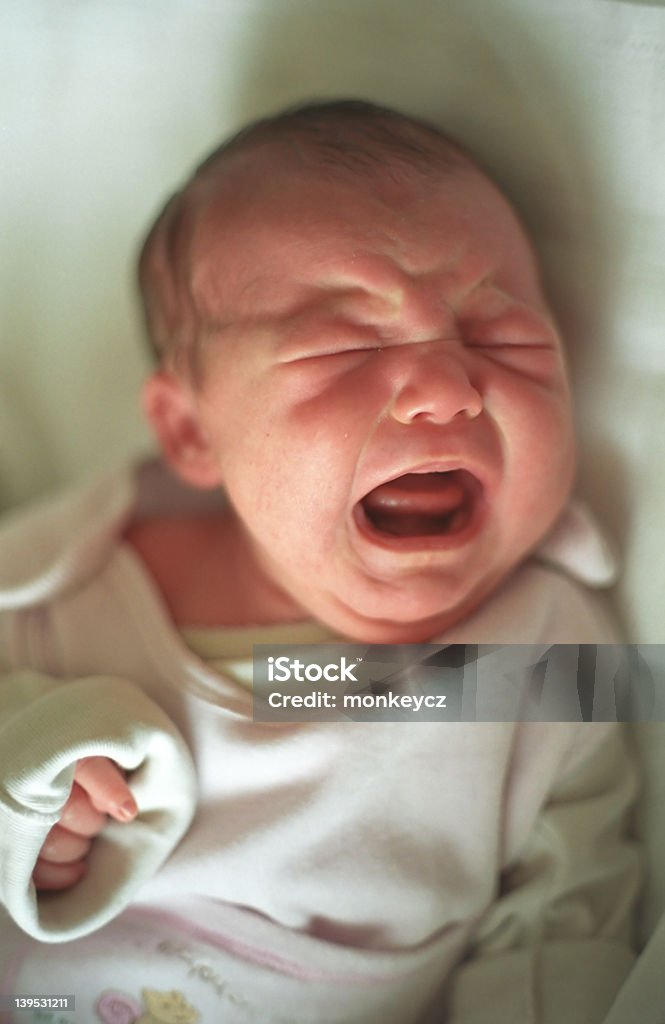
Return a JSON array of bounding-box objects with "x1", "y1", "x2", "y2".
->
[{"x1": 142, "y1": 370, "x2": 222, "y2": 489}]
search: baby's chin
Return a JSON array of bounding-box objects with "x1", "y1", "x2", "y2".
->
[
  {"x1": 327, "y1": 610, "x2": 467, "y2": 645},
  {"x1": 317, "y1": 579, "x2": 499, "y2": 644},
  {"x1": 253, "y1": 526, "x2": 512, "y2": 642},
  {"x1": 336, "y1": 619, "x2": 458, "y2": 644}
]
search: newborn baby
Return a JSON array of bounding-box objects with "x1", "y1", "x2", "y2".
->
[{"x1": 0, "y1": 100, "x2": 638, "y2": 1024}]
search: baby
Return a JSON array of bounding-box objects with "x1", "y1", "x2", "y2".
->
[{"x1": 0, "y1": 101, "x2": 639, "y2": 1023}]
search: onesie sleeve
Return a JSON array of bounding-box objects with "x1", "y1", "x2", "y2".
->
[
  {"x1": 0, "y1": 667, "x2": 197, "y2": 942},
  {"x1": 444, "y1": 721, "x2": 640, "y2": 1024}
]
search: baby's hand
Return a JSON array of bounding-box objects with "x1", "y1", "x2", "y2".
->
[{"x1": 33, "y1": 756, "x2": 138, "y2": 891}]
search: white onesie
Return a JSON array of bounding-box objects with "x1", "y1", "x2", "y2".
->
[{"x1": 0, "y1": 459, "x2": 639, "y2": 1024}]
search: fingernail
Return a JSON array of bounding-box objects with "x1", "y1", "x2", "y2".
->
[{"x1": 115, "y1": 798, "x2": 138, "y2": 821}]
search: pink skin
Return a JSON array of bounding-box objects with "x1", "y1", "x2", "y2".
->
[
  {"x1": 33, "y1": 757, "x2": 136, "y2": 892},
  {"x1": 139, "y1": 155, "x2": 576, "y2": 644}
]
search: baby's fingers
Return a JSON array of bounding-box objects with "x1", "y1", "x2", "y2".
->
[
  {"x1": 39, "y1": 823, "x2": 92, "y2": 864},
  {"x1": 74, "y1": 756, "x2": 138, "y2": 823},
  {"x1": 33, "y1": 857, "x2": 87, "y2": 891},
  {"x1": 58, "y1": 781, "x2": 107, "y2": 837}
]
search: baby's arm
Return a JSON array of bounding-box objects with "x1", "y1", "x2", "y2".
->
[
  {"x1": 0, "y1": 669, "x2": 197, "y2": 941},
  {"x1": 33, "y1": 756, "x2": 137, "y2": 891}
]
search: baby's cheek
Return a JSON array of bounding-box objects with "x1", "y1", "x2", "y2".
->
[
  {"x1": 493, "y1": 374, "x2": 573, "y2": 452},
  {"x1": 492, "y1": 384, "x2": 574, "y2": 517}
]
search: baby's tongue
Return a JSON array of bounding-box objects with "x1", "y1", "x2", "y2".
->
[{"x1": 362, "y1": 472, "x2": 466, "y2": 536}]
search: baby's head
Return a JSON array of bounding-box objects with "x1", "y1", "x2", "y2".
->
[{"x1": 137, "y1": 99, "x2": 575, "y2": 642}]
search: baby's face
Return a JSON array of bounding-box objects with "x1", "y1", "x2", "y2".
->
[{"x1": 159, "y1": 157, "x2": 575, "y2": 641}]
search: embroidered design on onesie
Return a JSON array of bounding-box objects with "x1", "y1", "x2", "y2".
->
[
  {"x1": 95, "y1": 991, "x2": 142, "y2": 1024},
  {"x1": 95, "y1": 988, "x2": 200, "y2": 1024}
]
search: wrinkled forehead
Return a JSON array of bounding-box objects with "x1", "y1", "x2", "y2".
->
[{"x1": 181, "y1": 151, "x2": 544, "y2": 322}]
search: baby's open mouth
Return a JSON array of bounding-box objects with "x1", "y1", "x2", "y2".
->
[{"x1": 358, "y1": 470, "x2": 481, "y2": 538}]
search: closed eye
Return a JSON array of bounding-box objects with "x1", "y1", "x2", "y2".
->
[
  {"x1": 461, "y1": 307, "x2": 560, "y2": 352},
  {"x1": 279, "y1": 344, "x2": 383, "y2": 364},
  {"x1": 464, "y1": 336, "x2": 561, "y2": 384},
  {"x1": 466, "y1": 341, "x2": 556, "y2": 351}
]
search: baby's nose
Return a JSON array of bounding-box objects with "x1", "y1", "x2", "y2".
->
[{"x1": 388, "y1": 343, "x2": 483, "y2": 425}]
